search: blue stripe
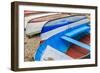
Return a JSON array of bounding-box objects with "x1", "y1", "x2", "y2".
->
[
  {"x1": 41, "y1": 16, "x2": 87, "y2": 33},
  {"x1": 34, "y1": 43, "x2": 47, "y2": 61},
  {"x1": 65, "y1": 25, "x2": 90, "y2": 37},
  {"x1": 61, "y1": 36, "x2": 90, "y2": 50},
  {"x1": 41, "y1": 22, "x2": 71, "y2": 33}
]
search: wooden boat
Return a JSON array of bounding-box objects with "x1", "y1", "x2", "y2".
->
[{"x1": 33, "y1": 15, "x2": 90, "y2": 61}]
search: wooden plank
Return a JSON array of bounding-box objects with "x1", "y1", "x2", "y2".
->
[{"x1": 66, "y1": 34, "x2": 90, "y2": 59}]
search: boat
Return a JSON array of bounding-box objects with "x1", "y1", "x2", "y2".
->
[{"x1": 33, "y1": 15, "x2": 90, "y2": 61}]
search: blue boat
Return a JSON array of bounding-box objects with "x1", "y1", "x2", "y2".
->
[{"x1": 33, "y1": 15, "x2": 90, "y2": 61}]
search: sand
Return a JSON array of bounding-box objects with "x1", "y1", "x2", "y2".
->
[{"x1": 24, "y1": 35, "x2": 41, "y2": 61}]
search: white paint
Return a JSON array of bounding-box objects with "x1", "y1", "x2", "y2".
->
[
  {"x1": 24, "y1": 13, "x2": 57, "y2": 28},
  {"x1": 25, "y1": 21, "x2": 47, "y2": 35},
  {"x1": 41, "y1": 45, "x2": 73, "y2": 61}
]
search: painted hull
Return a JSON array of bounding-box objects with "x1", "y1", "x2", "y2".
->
[
  {"x1": 33, "y1": 15, "x2": 90, "y2": 61},
  {"x1": 25, "y1": 15, "x2": 86, "y2": 36}
]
